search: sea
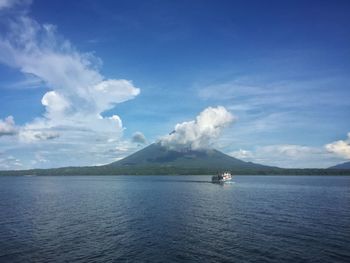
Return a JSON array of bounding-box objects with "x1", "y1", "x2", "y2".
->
[{"x1": 0, "y1": 175, "x2": 349, "y2": 262}]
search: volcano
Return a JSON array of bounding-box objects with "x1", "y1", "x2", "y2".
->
[
  {"x1": 2, "y1": 143, "x2": 349, "y2": 175},
  {"x1": 106, "y1": 143, "x2": 276, "y2": 174},
  {"x1": 328, "y1": 161, "x2": 350, "y2": 169}
]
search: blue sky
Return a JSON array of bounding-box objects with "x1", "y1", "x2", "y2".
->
[{"x1": 0, "y1": 0, "x2": 350, "y2": 169}]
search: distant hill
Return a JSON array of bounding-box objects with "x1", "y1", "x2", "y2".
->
[
  {"x1": 328, "y1": 161, "x2": 350, "y2": 169},
  {"x1": 106, "y1": 142, "x2": 277, "y2": 173},
  {"x1": 1, "y1": 143, "x2": 350, "y2": 175}
]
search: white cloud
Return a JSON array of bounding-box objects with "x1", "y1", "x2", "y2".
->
[
  {"x1": 230, "y1": 149, "x2": 253, "y2": 159},
  {"x1": 2, "y1": 74, "x2": 44, "y2": 89},
  {"x1": 325, "y1": 133, "x2": 350, "y2": 159},
  {"x1": 0, "y1": 6, "x2": 141, "y2": 167},
  {"x1": 41, "y1": 90, "x2": 70, "y2": 118},
  {"x1": 132, "y1": 131, "x2": 147, "y2": 144},
  {"x1": 94, "y1": 79, "x2": 140, "y2": 111},
  {"x1": 160, "y1": 106, "x2": 235, "y2": 150},
  {"x1": 0, "y1": 154, "x2": 22, "y2": 170},
  {"x1": 230, "y1": 144, "x2": 342, "y2": 168},
  {"x1": 31, "y1": 151, "x2": 48, "y2": 165},
  {"x1": 198, "y1": 77, "x2": 350, "y2": 137},
  {"x1": 19, "y1": 129, "x2": 59, "y2": 142},
  {"x1": 0, "y1": 116, "x2": 17, "y2": 136}
]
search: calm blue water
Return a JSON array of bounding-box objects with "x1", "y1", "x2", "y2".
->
[{"x1": 0, "y1": 175, "x2": 349, "y2": 262}]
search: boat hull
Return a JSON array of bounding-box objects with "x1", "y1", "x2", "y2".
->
[
  {"x1": 211, "y1": 172, "x2": 232, "y2": 183},
  {"x1": 212, "y1": 178, "x2": 231, "y2": 183}
]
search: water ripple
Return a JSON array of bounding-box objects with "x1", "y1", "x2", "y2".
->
[{"x1": 0, "y1": 175, "x2": 349, "y2": 262}]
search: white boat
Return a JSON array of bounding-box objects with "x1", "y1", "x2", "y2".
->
[{"x1": 211, "y1": 172, "x2": 232, "y2": 183}]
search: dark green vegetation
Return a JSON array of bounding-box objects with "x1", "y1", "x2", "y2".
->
[{"x1": 1, "y1": 143, "x2": 350, "y2": 175}]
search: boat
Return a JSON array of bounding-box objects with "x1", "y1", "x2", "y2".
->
[{"x1": 211, "y1": 172, "x2": 232, "y2": 183}]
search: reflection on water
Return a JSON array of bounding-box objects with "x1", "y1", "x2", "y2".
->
[{"x1": 0, "y1": 175, "x2": 349, "y2": 262}]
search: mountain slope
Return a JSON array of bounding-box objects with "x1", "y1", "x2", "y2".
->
[
  {"x1": 2, "y1": 143, "x2": 350, "y2": 175},
  {"x1": 328, "y1": 161, "x2": 350, "y2": 169},
  {"x1": 108, "y1": 143, "x2": 275, "y2": 171}
]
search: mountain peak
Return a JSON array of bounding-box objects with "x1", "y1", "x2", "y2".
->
[{"x1": 108, "y1": 143, "x2": 274, "y2": 171}]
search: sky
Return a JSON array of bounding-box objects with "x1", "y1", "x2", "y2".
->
[{"x1": 0, "y1": 0, "x2": 350, "y2": 169}]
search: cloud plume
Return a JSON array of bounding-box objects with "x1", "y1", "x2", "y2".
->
[
  {"x1": 0, "y1": 17, "x2": 140, "y2": 133},
  {"x1": 160, "y1": 106, "x2": 234, "y2": 150},
  {"x1": 325, "y1": 133, "x2": 350, "y2": 159},
  {"x1": 0, "y1": 4, "x2": 140, "y2": 167}
]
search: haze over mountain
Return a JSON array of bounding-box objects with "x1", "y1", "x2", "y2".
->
[
  {"x1": 108, "y1": 142, "x2": 274, "y2": 172},
  {"x1": 1, "y1": 141, "x2": 350, "y2": 175},
  {"x1": 1, "y1": 101, "x2": 349, "y2": 175},
  {"x1": 328, "y1": 162, "x2": 350, "y2": 169}
]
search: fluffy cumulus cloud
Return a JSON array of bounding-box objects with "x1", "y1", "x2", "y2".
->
[
  {"x1": 0, "y1": 116, "x2": 17, "y2": 136},
  {"x1": 325, "y1": 133, "x2": 350, "y2": 159},
  {"x1": 132, "y1": 132, "x2": 147, "y2": 144},
  {"x1": 0, "y1": 4, "x2": 140, "y2": 168},
  {"x1": 160, "y1": 106, "x2": 234, "y2": 150},
  {"x1": 0, "y1": 18, "x2": 140, "y2": 137}
]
